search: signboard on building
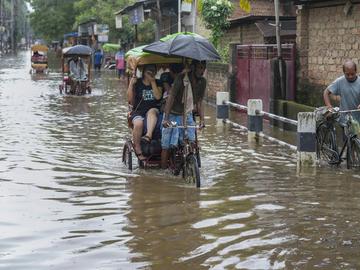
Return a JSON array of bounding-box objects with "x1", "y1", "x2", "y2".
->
[
  {"x1": 181, "y1": 1, "x2": 192, "y2": 13},
  {"x1": 98, "y1": 35, "x2": 109, "y2": 43},
  {"x1": 94, "y1": 24, "x2": 109, "y2": 35},
  {"x1": 115, "y1": 14, "x2": 122, "y2": 29},
  {"x1": 130, "y1": 5, "x2": 144, "y2": 25}
]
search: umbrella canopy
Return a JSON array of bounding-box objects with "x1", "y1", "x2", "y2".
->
[
  {"x1": 62, "y1": 45, "x2": 92, "y2": 56},
  {"x1": 103, "y1": 43, "x2": 121, "y2": 52},
  {"x1": 31, "y1": 44, "x2": 49, "y2": 52},
  {"x1": 159, "y1": 31, "x2": 201, "y2": 42},
  {"x1": 143, "y1": 33, "x2": 221, "y2": 61},
  {"x1": 125, "y1": 45, "x2": 182, "y2": 71}
]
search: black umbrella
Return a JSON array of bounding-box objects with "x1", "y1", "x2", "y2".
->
[
  {"x1": 143, "y1": 33, "x2": 221, "y2": 61},
  {"x1": 62, "y1": 45, "x2": 92, "y2": 56}
]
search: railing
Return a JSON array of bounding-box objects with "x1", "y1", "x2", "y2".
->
[
  {"x1": 216, "y1": 92, "x2": 316, "y2": 167},
  {"x1": 225, "y1": 101, "x2": 298, "y2": 126}
]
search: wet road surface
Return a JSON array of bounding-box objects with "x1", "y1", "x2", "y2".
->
[{"x1": 1, "y1": 51, "x2": 360, "y2": 269}]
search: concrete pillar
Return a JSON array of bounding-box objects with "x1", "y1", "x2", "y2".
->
[
  {"x1": 247, "y1": 99, "x2": 263, "y2": 142},
  {"x1": 297, "y1": 112, "x2": 316, "y2": 167},
  {"x1": 216, "y1": 92, "x2": 229, "y2": 125}
]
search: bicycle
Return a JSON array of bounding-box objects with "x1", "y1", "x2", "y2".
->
[
  {"x1": 166, "y1": 124, "x2": 201, "y2": 188},
  {"x1": 122, "y1": 123, "x2": 202, "y2": 188},
  {"x1": 316, "y1": 107, "x2": 360, "y2": 169}
]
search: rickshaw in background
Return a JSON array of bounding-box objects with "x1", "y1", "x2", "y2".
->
[
  {"x1": 59, "y1": 45, "x2": 92, "y2": 95},
  {"x1": 30, "y1": 44, "x2": 48, "y2": 74},
  {"x1": 103, "y1": 43, "x2": 120, "y2": 69},
  {"x1": 122, "y1": 44, "x2": 203, "y2": 187}
]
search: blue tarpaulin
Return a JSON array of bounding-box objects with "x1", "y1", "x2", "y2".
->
[{"x1": 63, "y1": 32, "x2": 78, "y2": 39}]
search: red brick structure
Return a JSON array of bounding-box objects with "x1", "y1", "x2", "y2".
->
[
  {"x1": 205, "y1": 0, "x2": 297, "y2": 103},
  {"x1": 222, "y1": 0, "x2": 296, "y2": 46},
  {"x1": 295, "y1": 0, "x2": 360, "y2": 106}
]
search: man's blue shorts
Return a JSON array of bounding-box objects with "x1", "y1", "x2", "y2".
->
[{"x1": 161, "y1": 113, "x2": 196, "y2": 149}]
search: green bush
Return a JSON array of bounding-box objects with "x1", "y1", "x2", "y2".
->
[{"x1": 200, "y1": 0, "x2": 233, "y2": 48}]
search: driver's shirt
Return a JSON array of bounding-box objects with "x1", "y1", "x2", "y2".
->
[
  {"x1": 328, "y1": 75, "x2": 360, "y2": 125},
  {"x1": 69, "y1": 59, "x2": 87, "y2": 81}
]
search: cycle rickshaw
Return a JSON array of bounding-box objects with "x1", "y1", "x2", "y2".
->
[
  {"x1": 121, "y1": 45, "x2": 203, "y2": 187},
  {"x1": 59, "y1": 45, "x2": 92, "y2": 95},
  {"x1": 30, "y1": 44, "x2": 49, "y2": 74}
]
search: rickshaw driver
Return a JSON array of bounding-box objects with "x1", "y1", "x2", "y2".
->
[
  {"x1": 160, "y1": 60, "x2": 207, "y2": 169},
  {"x1": 69, "y1": 56, "x2": 88, "y2": 81},
  {"x1": 190, "y1": 60, "x2": 207, "y2": 129},
  {"x1": 127, "y1": 64, "x2": 163, "y2": 161}
]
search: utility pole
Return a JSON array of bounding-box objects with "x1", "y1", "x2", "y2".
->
[
  {"x1": 274, "y1": 0, "x2": 285, "y2": 98},
  {"x1": 10, "y1": 0, "x2": 15, "y2": 52},
  {"x1": 178, "y1": 0, "x2": 181, "y2": 32},
  {"x1": 193, "y1": 0, "x2": 197, "y2": 33},
  {"x1": 155, "y1": 0, "x2": 162, "y2": 40},
  {"x1": 0, "y1": 0, "x2": 3, "y2": 54}
]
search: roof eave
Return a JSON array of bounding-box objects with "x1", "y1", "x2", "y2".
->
[{"x1": 229, "y1": 15, "x2": 295, "y2": 26}]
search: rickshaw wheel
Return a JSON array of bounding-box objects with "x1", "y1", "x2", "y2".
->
[
  {"x1": 184, "y1": 154, "x2": 201, "y2": 188},
  {"x1": 122, "y1": 142, "x2": 133, "y2": 170},
  {"x1": 196, "y1": 149, "x2": 201, "y2": 168}
]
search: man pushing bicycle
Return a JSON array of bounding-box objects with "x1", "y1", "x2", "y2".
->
[{"x1": 323, "y1": 59, "x2": 360, "y2": 126}]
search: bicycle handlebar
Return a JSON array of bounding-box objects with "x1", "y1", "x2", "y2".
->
[{"x1": 338, "y1": 108, "x2": 360, "y2": 113}]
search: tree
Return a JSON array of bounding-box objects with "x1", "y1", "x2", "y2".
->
[
  {"x1": 197, "y1": 0, "x2": 251, "y2": 13},
  {"x1": 74, "y1": 0, "x2": 136, "y2": 44},
  {"x1": 199, "y1": 0, "x2": 233, "y2": 48},
  {"x1": 28, "y1": 0, "x2": 154, "y2": 46},
  {"x1": 29, "y1": 0, "x2": 77, "y2": 41}
]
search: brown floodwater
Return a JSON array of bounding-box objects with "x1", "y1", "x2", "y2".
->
[{"x1": 1, "y1": 51, "x2": 360, "y2": 270}]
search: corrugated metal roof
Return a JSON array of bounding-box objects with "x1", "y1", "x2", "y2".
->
[{"x1": 255, "y1": 20, "x2": 296, "y2": 38}]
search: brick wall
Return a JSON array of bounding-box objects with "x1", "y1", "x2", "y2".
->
[
  {"x1": 221, "y1": 23, "x2": 264, "y2": 47},
  {"x1": 298, "y1": 3, "x2": 360, "y2": 87},
  {"x1": 204, "y1": 63, "x2": 229, "y2": 103}
]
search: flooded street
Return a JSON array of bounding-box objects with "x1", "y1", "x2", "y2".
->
[{"x1": 2, "y1": 51, "x2": 360, "y2": 269}]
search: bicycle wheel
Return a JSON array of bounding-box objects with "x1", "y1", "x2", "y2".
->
[
  {"x1": 347, "y1": 137, "x2": 360, "y2": 169},
  {"x1": 184, "y1": 154, "x2": 200, "y2": 188},
  {"x1": 195, "y1": 147, "x2": 201, "y2": 168},
  {"x1": 316, "y1": 124, "x2": 339, "y2": 164},
  {"x1": 122, "y1": 142, "x2": 133, "y2": 170}
]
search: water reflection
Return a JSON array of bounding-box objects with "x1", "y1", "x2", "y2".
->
[
  {"x1": 1, "y1": 51, "x2": 360, "y2": 269},
  {"x1": 125, "y1": 178, "x2": 206, "y2": 269}
]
